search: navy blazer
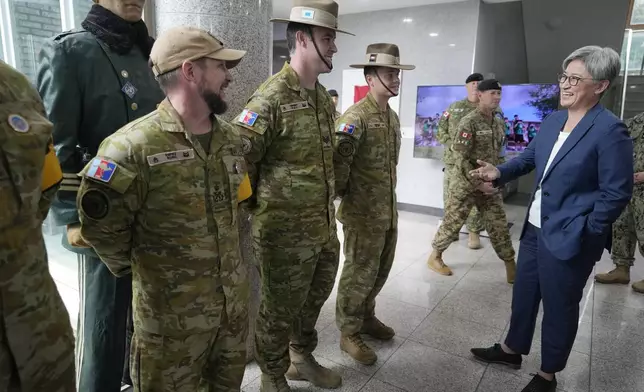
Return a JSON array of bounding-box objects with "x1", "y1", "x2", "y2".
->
[{"x1": 497, "y1": 104, "x2": 633, "y2": 261}]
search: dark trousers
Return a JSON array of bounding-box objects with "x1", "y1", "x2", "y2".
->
[
  {"x1": 76, "y1": 254, "x2": 133, "y2": 391},
  {"x1": 505, "y1": 224, "x2": 595, "y2": 373}
]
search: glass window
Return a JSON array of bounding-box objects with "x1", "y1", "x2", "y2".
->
[
  {"x1": 632, "y1": 0, "x2": 644, "y2": 25},
  {"x1": 8, "y1": 0, "x2": 63, "y2": 82},
  {"x1": 73, "y1": 0, "x2": 93, "y2": 29},
  {"x1": 620, "y1": 30, "x2": 644, "y2": 75},
  {"x1": 0, "y1": 34, "x2": 4, "y2": 62}
]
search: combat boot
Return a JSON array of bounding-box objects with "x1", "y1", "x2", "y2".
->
[
  {"x1": 504, "y1": 259, "x2": 516, "y2": 284},
  {"x1": 286, "y1": 351, "x2": 342, "y2": 389},
  {"x1": 468, "y1": 232, "x2": 482, "y2": 249},
  {"x1": 632, "y1": 280, "x2": 644, "y2": 294},
  {"x1": 260, "y1": 374, "x2": 291, "y2": 392},
  {"x1": 595, "y1": 265, "x2": 630, "y2": 284},
  {"x1": 427, "y1": 250, "x2": 453, "y2": 276},
  {"x1": 340, "y1": 333, "x2": 377, "y2": 365},
  {"x1": 361, "y1": 317, "x2": 395, "y2": 340}
]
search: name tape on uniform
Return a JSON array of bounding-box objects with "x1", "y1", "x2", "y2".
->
[
  {"x1": 280, "y1": 101, "x2": 309, "y2": 113},
  {"x1": 476, "y1": 130, "x2": 493, "y2": 135},
  {"x1": 147, "y1": 149, "x2": 195, "y2": 167},
  {"x1": 367, "y1": 122, "x2": 387, "y2": 129}
]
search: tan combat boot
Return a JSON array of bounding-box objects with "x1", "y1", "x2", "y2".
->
[
  {"x1": 427, "y1": 250, "x2": 453, "y2": 276},
  {"x1": 286, "y1": 351, "x2": 342, "y2": 389},
  {"x1": 468, "y1": 232, "x2": 482, "y2": 250},
  {"x1": 632, "y1": 280, "x2": 644, "y2": 294},
  {"x1": 260, "y1": 374, "x2": 291, "y2": 392},
  {"x1": 340, "y1": 333, "x2": 377, "y2": 365},
  {"x1": 595, "y1": 265, "x2": 630, "y2": 284},
  {"x1": 361, "y1": 317, "x2": 395, "y2": 340},
  {"x1": 504, "y1": 259, "x2": 516, "y2": 284}
]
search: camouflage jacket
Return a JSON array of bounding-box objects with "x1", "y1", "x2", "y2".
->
[
  {"x1": 451, "y1": 108, "x2": 505, "y2": 192},
  {"x1": 1, "y1": 60, "x2": 61, "y2": 247},
  {"x1": 77, "y1": 99, "x2": 250, "y2": 336},
  {"x1": 626, "y1": 113, "x2": 644, "y2": 175},
  {"x1": 37, "y1": 28, "x2": 163, "y2": 256},
  {"x1": 334, "y1": 93, "x2": 401, "y2": 229},
  {"x1": 436, "y1": 98, "x2": 478, "y2": 165},
  {"x1": 235, "y1": 62, "x2": 337, "y2": 247}
]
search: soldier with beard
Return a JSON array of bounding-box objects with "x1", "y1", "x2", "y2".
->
[
  {"x1": 76, "y1": 27, "x2": 251, "y2": 391},
  {"x1": 234, "y1": 1, "x2": 352, "y2": 390}
]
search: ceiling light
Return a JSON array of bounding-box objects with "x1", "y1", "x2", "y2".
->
[
  {"x1": 403, "y1": 18, "x2": 413, "y2": 23},
  {"x1": 429, "y1": 33, "x2": 439, "y2": 37},
  {"x1": 280, "y1": 55, "x2": 287, "y2": 59},
  {"x1": 449, "y1": 44, "x2": 456, "y2": 47}
]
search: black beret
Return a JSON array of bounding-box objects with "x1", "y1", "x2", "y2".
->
[
  {"x1": 465, "y1": 73, "x2": 484, "y2": 84},
  {"x1": 478, "y1": 79, "x2": 502, "y2": 92},
  {"x1": 328, "y1": 89, "x2": 339, "y2": 97}
]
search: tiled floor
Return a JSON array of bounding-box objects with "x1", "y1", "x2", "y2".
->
[{"x1": 45, "y1": 200, "x2": 644, "y2": 392}]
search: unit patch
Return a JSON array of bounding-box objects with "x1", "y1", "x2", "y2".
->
[
  {"x1": 80, "y1": 189, "x2": 110, "y2": 220},
  {"x1": 337, "y1": 140, "x2": 356, "y2": 157},
  {"x1": 7, "y1": 114, "x2": 29, "y2": 133}
]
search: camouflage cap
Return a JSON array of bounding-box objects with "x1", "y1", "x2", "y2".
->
[{"x1": 150, "y1": 26, "x2": 246, "y2": 77}]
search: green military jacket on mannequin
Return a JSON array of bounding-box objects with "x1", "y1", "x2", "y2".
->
[{"x1": 37, "y1": 27, "x2": 164, "y2": 256}]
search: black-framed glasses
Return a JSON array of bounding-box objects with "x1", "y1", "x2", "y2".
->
[{"x1": 557, "y1": 73, "x2": 595, "y2": 86}]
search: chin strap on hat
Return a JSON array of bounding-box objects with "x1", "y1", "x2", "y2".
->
[
  {"x1": 306, "y1": 26, "x2": 333, "y2": 71},
  {"x1": 375, "y1": 71, "x2": 398, "y2": 97}
]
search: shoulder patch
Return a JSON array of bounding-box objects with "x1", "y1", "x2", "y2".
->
[
  {"x1": 7, "y1": 114, "x2": 30, "y2": 133},
  {"x1": 337, "y1": 123, "x2": 355, "y2": 135},
  {"x1": 443, "y1": 111, "x2": 450, "y2": 119},
  {"x1": 459, "y1": 130, "x2": 473, "y2": 139},
  {"x1": 238, "y1": 109, "x2": 259, "y2": 127},
  {"x1": 86, "y1": 158, "x2": 118, "y2": 183},
  {"x1": 241, "y1": 136, "x2": 252, "y2": 154}
]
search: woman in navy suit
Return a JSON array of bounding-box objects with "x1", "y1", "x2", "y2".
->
[{"x1": 469, "y1": 46, "x2": 633, "y2": 392}]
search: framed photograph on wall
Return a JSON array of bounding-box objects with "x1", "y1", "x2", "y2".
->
[
  {"x1": 413, "y1": 83, "x2": 560, "y2": 160},
  {"x1": 341, "y1": 69, "x2": 401, "y2": 115}
]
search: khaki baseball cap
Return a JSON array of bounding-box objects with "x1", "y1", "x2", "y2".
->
[{"x1": 150, "y1": 26, "x2": 246, "y2": 77}]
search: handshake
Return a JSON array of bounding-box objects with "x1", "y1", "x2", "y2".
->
[{"x1": 470, "y1": 160, "x2": 501, "y2": 195}]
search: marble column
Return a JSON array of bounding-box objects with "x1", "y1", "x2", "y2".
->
[{"x1": 153, "y1": 0, "x2": 272, "y2": 363}]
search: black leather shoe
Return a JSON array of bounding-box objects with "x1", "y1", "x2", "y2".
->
[
  {"x1": 521, "y1": 373, "x2": 557, "y2": 392},
  {"x1": 470, "y1": 343, "x2": 522, "y2": 369}
]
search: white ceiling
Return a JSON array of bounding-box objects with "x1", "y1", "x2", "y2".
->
[{"x1": 273, "y1": 0, "x2": 465, "y2": 18}]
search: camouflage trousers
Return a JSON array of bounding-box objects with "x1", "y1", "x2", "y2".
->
[
  {"x1": 131, "y1": 300, "x2": 247, "y2": 392},
  {"x1": 433, "y1": 189, "x2": 515, "y2": 262},
  {"x1": 254, "y1": 236, "x2": 340, "y2": 377},
  {"x1": 611, "y1": 189, "x2": 644, "y2": 267},
  {"x1": 0, "y1": 234, "x2": 76, "y2": 392},
  {"x1": 336, "y1": 225, "x2": 397, "y2": 335},
  {"x1": 444, "y1": 164, "x2": 484, "y2": 233}
]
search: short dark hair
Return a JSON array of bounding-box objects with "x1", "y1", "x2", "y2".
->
[
  {"x1": 286, "y1": 22, "x2": 311, "y2": 54},
  {"x1": 363, "y1": 66, "x2": 378, "y2": 78}
]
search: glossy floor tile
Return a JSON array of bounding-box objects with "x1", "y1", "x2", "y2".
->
[{"x1": 44, "y1": 200, "x2": 644, "y2": 391}]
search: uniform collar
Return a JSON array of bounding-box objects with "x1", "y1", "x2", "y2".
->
[
  {"x1": 365, "y1": 92, "x2": 389, "y2": 114},
  {"x1": 280, "y1": 62, "x2": 329, "y2": 109},
  {"x1": 158, "y1": 98, "x2": 220, "y2": 133}
]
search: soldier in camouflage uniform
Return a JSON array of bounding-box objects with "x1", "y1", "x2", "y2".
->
[
  {"x1": 437, "y1": 73, "x2": 486, "y2": 249},
  {"x1": 595, "y1": 112, "x2": 644, "y2": 293},
  {"x1": 428, "y1": 80, "x2": 517, "y2": 283},
  {"x1": 333, "y1": 43, "x2": 414, "y2": 365},
  {"x1": 0, "y1": 60, "x2": 76, "y2": 391},
  {"x1": 76, "y1": 27, "x2": 250, "y2": 392},
  {"x1": 234, "y1": 1, "x2": 352, "y2": 391}
]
